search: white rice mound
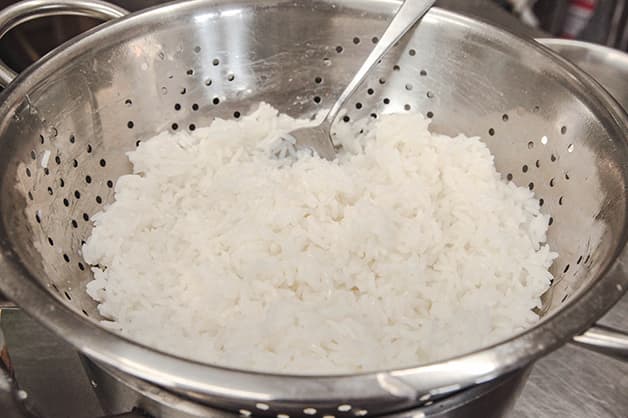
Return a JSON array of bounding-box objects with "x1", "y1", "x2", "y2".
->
[{"x1": 83, "y1": 103, "x2": 556, "y2": 374}]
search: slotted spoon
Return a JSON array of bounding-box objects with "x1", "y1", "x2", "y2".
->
[{"x1": 283, "y1": 0, "x2": 435, "y2": 159}]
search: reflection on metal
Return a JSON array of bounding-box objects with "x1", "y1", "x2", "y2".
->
[
  {"x1": 0, "y1": 0, "x2": 128, "y2": 86},
  {"x1": 573, "y1": 324, "x2": 628, "y2": 361},
  {"x1": 539, "y1": 38, "x2": 628, "y2": 109}
]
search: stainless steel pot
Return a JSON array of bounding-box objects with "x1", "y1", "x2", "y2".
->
[
  {"x1": 81, "y1": 357, "x2": 532, "y2": 418},
  {"x1": 539, "y1": 38, "x2": 628, "y2": 110},
  {"x1": 0, "y1": 0, "x2": 627, "y2": 417}
]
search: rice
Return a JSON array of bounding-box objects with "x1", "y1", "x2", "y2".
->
[{"x1": 82, "y1": 103, "x2": 556, "y2": 374}]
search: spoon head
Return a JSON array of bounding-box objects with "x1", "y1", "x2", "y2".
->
[{"x1": 278, "y1": 125, "x2": 336, "y2": 161}]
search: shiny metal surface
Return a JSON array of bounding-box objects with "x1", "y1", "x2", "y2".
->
[
  {"x1": 84, "y1": 357, "x2": 529, "y2": 418},
  {"x1": 2, "y1": 308, "x2": 106, "y2": 418},
  {"x1": 573, "y1": 324, "x2": 628, "y2": 362},
  {"x1": 0, "y1": 0, "x2": 627, "y2": 416},
  {"x1": 539, "y1": 38, "x2": 628, "y2": 110},
  {"x1": 0, "y1": 0, "x2": 128, "y2": 87},
  {"x1": 513, "y1": 295, "x2": 628, "y2": 418},
  {"x1": 0, "y1": 2, "x2": 129, "y2": 416},
  {"x1": 287, "y1": 0, "x2": 434, "y2": 160},
  {"x1": 516, "y1": 36, "x2": 628, "y2": 418},
  {"x1": 536, "y1": 36, "x2": 628, "y2": 366},
  {"x1": 1, "y1": 309, "x2": 531, "y2": 418},
  {"x1": 539, "y1": 39, "x2": 628, "y2": 386},
  {"x1": 3, "y1": 306, "x2": 627, "y2": 418},
  {"x1": 0, "y1": 0, "x2": 128, "y2": 308}
]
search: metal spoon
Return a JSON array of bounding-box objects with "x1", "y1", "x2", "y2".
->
[{"x1": 282, "y1": 0, "x2": 436, "y2": 160}]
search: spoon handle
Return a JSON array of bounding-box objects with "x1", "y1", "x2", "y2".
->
[{"x1": 325, "y1": 0, "x2": 435, "y2": 125}]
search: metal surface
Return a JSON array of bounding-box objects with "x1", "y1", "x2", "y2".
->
[
  {"x1": 2, "y1": 7, "x2": 626, "y2": 418},
  {"x1": 2, "y1": 306, "x2": 627, "y2": 417},
  {"x1": 573, "y1": 324, "x2": 628, "y2": 361},
  {"x1": 0, "y1": 2, "x2": 129, "y2": 415},
  {"x1": 539, "y1": 38, "x2": 628, "y2": 110},
  {"x1": 0, "y1": 0, "x2": 627, "y2": 416},
  {"x1": 535, "y1": 37, "x2": 628, "y2": 364},
  {"x1": 0, "y1": 0, "x2": 128, "y2": 308},
  {"x1": 286, "y1": 0, "x2": 435, "y2": 160},
  {"x1": 1, "y1": 309, "x2": 530, "y2": 418},
  {"x1": 83, "y1": 357, "x2": 530, "y2": 418},
  {"x1": 514, "y1": 294, "x2": 628, "y2": 418},
  {"x1": 0, "y1": 0, "x2": 127, "y2": 87},
  {"x1": 538, "y1": 36, "x2": 628, "y2": 366},
  {"x1": 2, "y1": 308, "x2": 106, "y2": 418}
]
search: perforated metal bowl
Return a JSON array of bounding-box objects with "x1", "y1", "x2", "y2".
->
[{"x1": 0, "y1": 0, "x2": 627, "y2": 416}]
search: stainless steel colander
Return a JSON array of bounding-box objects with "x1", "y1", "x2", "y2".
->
[{"x1": 0, "y1": 0, "x2": 627, "y2": 416}]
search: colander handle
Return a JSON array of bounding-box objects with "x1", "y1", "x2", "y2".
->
[
  {"x1": 572, "y1": 324, "x2": 628, "y2": 361},
  {"x1": 0, "y1": 0, "x2": 129, "y2": 88}
]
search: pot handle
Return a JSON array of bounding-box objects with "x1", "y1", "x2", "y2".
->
[
  {"x1": 572, "y1": 324, "x2": 628, "y2": 361},
  {"x1": 0, "y1": 0, "x2": 129, "y2": 88}
]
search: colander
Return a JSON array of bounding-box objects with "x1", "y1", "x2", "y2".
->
[{"x1": 0, "y1": 0, "x2": 627, "y2": 417}]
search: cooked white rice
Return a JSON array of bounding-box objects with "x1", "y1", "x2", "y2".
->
[{"x1": 83, "y1": 103, "x2": 556, "y2": 374}]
